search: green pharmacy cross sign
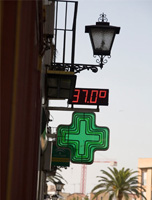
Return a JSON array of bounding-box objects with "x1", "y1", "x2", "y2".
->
[{"x1": 57, "y1": 112, "x2": 109, "y2": 164}]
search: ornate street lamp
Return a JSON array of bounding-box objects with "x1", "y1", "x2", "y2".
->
[
  {"x1": 50, "y1": 181, "x2": 64, "y2": 200},
  {"x1": 44, "y1": 194, "x2": 51, "y2": 199},
  {"x1": 54, "y1": 180, "x2": 64, "y2": 194},
  {"x1": 85, "y1": 13, "x2": 120, "y2": 69},
  {"x1": 47, "y1": 0, "x2": 120, "y2": 73},
  {"x1": 51, "y1": 194, "x2": 58, "y2": 200}
]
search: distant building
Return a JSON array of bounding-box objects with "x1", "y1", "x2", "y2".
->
[
  {"x1": 137, "y1": 158, "x2": 152, "y2": 200},
  {"x1": 60, "y1": 192, "x2": 71, "y2": 200},
  {"x1": 90, "y1": 192, "x2": 109, "y2": 200},
  {"x1": 67, "y1": 193, "x2": 86, "y2": 200}
]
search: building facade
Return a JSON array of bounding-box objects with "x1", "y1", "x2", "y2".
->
[
  {"x1": 138, "y1": 158, "x2": 152, "y2": 200},
  {"x1": 1, "y1": 1, "x2": 43, "y2": 200}
]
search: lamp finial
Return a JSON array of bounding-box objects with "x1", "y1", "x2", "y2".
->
[{"x1": 98, "y1": 13, "x2": 108, "y2": 22}]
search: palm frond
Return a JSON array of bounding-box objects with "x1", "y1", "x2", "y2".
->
[{"x1": 109, "y1": 193, "x2": 114, "y2": 200}]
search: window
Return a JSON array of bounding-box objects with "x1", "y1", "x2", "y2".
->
[
  {"x1": 142, "y1": 191, "x2": 146, "y2": 200},
  {"x1": 142, "y1": 170, "x2": 147, "y2": 185}
]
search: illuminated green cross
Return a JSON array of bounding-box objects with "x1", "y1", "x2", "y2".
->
[
  {"x1": 57, "y1": 112, "x2": 109, "y2": 164},
  {"x1": 67, "y1": 121, "x2": 99, "y2": 155}
]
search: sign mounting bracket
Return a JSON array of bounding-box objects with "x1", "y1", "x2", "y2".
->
[{"x1": 47, "y1": 106, "x2": 99, "y2": 112}]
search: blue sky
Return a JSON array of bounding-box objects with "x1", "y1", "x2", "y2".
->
[{"x1": 49, "y1": 0, "x2": 152, "y2": 194}]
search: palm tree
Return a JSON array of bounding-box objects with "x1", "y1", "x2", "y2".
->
[
  {"x1": 92, "y1": 167, "x2": 146, "y2": 200},
  {"x1": 47, "y1": 166, "x2": 67, "y2": 185}
]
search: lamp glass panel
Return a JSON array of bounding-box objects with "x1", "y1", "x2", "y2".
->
[
  {"x1": 52, "y1": 196, "x2": 58, "y2": 200},
  {"x1": 56, "y1": 184, "x2": 62, "y2": 191},
  {"x1": 91, "y1": 28, "x2": 115, "y2": 52}
]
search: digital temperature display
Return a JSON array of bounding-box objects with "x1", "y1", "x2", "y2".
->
[{"x1": 68, "y1": 88, "x2": 109, "y2": 106}]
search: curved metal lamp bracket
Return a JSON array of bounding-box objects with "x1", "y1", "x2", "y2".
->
[
  {"x1": 49, "y1": 62, "x2": 103, "y2": 74},
  {"x1": 93, "y1": 55, "x2": 111, "y2": 69}
]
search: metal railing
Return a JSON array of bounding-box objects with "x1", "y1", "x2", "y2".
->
[{"x1": 52, "y1": 0, "x2": 78, "y2": 72}]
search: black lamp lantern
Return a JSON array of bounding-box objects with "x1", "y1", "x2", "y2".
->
[
  {"x1": 54, "y1": 180, "x2": 64, "y2": 193},
  {"x1": 85, "y1": 13, "x2": 120, "y2": 68},
  {"x1": 44, "y1": 194, "x2": 50, "y2": 199},
  {"x1": 51, "y1": 194, "x2": 58, "y2": 200}
]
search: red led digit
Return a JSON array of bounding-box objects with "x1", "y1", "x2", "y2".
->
[
  {"x1": 99, "y1": 90, "x2": 107, "y2": 99},
  {"x1": 72, "y1": 89, "x2": 80, "y2": 103},
  {"x1": 82, "y1": 90, "x2": 88, "y2": 103},
  {"x1": 90, "y1": 90, "x2": 98, "y2": 103}
]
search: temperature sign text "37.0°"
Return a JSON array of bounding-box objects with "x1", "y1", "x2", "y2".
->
[{"x1": 68, "y1": 88, "x2": 109, "y2": 106}]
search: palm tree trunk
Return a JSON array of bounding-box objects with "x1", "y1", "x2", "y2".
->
[{"x1": 117, "y1": 194, "x2": 123, "y2": 200}]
